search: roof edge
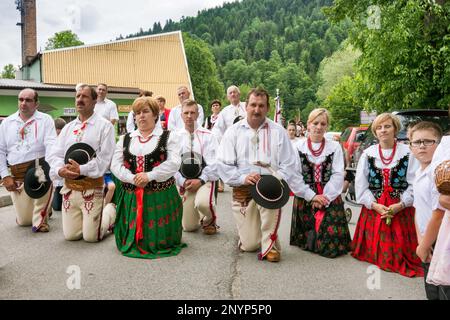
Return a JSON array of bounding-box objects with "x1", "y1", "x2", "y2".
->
[{"x1": 41, "y1": 30, "x2": 183, "y2": 55}]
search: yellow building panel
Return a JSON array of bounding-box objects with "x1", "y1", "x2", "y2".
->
[{"x1": 41, "y1": 31, "x2": 191, "y2": 108}]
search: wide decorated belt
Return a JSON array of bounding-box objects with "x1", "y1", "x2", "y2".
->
[
  {"x1": 65, "y1": 176, "x2": 104, "y2": 191},
  {"x1": 232, "y1": 185, "x2": 252, "y2": 206},
  {"x1": 122, "y1": 177, "x2": 175, "y2": 193},
  {"x1": 9, "y1": 159, "x2": 40, "y2": 181}
]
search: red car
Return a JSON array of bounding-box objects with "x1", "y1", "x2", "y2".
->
[{"x1": 340, "y1": 126, "x2": 368, "y2": 166}]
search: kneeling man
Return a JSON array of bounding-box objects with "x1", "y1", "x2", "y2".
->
[
  {"x1": 48, "y1": 84, "x2": 116, "y2": 242},
  {"x1": 175, "y1": 99, "x2": 219, "y2": 235}
]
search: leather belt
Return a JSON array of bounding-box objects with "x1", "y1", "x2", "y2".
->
[
  {"x1": 9, "y1": 158, "x2": 41, "y2": 181},
  {"x1": 65, "y1": 176, "x2": 104, "y2": 191},
  {"x1": 232, "y1": 185, "x2": 252, "y2": 206}
]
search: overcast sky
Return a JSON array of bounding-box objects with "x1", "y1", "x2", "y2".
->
[{"x1": 0, "y1": 0, "x2": 231, "y2": 69}]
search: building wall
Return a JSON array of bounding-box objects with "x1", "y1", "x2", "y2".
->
[
  {"x1": 41, "y1": 31, "x2": 191, "y2": 108},
  {"x1": 0, "y1": 93, "x2": 134, "y2": 136},
  {"x1": 28, "y1": 59, "x2": 41, "y2": 82},
  {"x1": 0, "y1": 96, "x2": 19, "y2": 116}
]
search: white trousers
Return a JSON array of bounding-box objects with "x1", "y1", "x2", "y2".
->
[
  {"x1": 181, "y1": 181, "x2": 217, "y2": 232},
  {"x1": 231, "y1": 199, "x2": 281, "y2": 259},
  {"x1": 11, "y1": 184, "x2": 52, "y2": 231},
  {"x1": 60, "y1": 186, "x2": 116, "y2": 242}
]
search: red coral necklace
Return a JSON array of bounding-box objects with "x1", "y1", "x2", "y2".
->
[
  {"x1": 378, "y1": 141, "x2": 397, "y2": 165},
  {"x1": 307, "y1": 137, "x2": 325, "y2": 157}
]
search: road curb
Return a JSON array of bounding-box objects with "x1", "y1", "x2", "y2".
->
[{"x1": 0, "y1": 194, "x2": 12, "y2": 208}]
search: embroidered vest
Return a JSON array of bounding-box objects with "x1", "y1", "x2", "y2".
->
[
  {"x1": 298, "y1": 152, "x2": 334, "y2": 193},
  {"x1": 122, "y1": 130, "x2": 175, "y2": 191},
  {"x1": 367, "y1": 154, "x2": 409, "y2": 200}
]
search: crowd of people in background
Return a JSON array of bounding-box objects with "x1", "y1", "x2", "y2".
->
[{"x1": 0, "y1": 83, "x2": 449, "y2": 299}]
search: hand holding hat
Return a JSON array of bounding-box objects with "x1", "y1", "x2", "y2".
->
[
  {"x1": 65, "y1": 159, "x2": 80, "y2": 173},
  {"x1": 63, "y1": 143, "x2": 96, "y2": 180},
  {"x1": 63, "y1": 159, "x2": 81, "y2": 179},
  {"x1": 250, "y1": 161, "x2": 291, "y2": 209},
  {"x1": 244, "y1": 172, "x2": 261, "y2": 185}
]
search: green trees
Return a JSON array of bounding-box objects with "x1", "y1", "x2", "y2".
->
[
  {"x1": 45, "y1": 30, "x2": 84, "y2": 50},
  {"x1": 182, "y1": 33, "x2": 224, "y2": 109},
  {"x1": 315, "y1": 43, "x2": 362, "y2": 130},
  {"x1": 316, "y1": 43, "x2": 361, "y2": 102},
  {"x1": 124, "y1": 0, "x2": 348, "y2": 121},
  {"x1": 325, "y1": 0, "x2": 450, "y2": 112},
  {"x1": 1, "y1": 64, "x2": 15, "y2": 79}
]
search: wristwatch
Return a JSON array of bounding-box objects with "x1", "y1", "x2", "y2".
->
[{"x1": 199, "y1": 178, "x2": 206, "y2": 185}]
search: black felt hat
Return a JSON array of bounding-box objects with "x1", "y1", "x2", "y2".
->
[
  {"x1": 24, "y1": 160, "x2": 51, "y2": 199},
  {"x1": 179, "y1": 152, "x2": 205, "y2": 179},
  {"x1": 64, "y1": 143, "x2": 96, "y2": 180},
  {"x1": 233, "y1": 115, "x2": 244, "y2": 124},
  {"x1": 250, "y1": 175, "x2": 290, "y2": 209}
]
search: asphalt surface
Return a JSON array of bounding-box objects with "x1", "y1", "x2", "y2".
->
[{"x1": 0, "y1": 186, "x2": 424, "y2": 300}]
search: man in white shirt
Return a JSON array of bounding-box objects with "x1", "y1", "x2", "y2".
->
[
  {"x1": 95, "y1": 83, "x2": 119, "y2": 206},
  {"x1": 175, "y1": 99, "x2": 219, "y2": 235},
  {"x1": 216, "y1": 88, "x2": 309, "y2": 262},
  {"x1": 0, "y1": 88, "x2": 57, "y2": 232},
  {"x1": 94, "y1": 83, "x2": 119, "y2": 125},
  {"x1": 212, "y1": 85, "x2": 246, "y2": 143},
  {"x1": 48, "y1": 84, "x2": 116, "y2": 242},
  {"x1": 167, "y1": 85, "x2": 204, "y2": 131}
]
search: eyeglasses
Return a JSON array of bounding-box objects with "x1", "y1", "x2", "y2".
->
[
  {"x1": 18, "y1": 98, "x2": 35, "y2": 103},
  {"x1": 410, "y1": 139, "x2": 437, "y2": 148}
]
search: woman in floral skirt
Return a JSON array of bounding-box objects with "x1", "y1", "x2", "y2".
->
[
  {"x1": 290, "y1": 108, "x2": 351, "y2": 258},
  {"x1": 111, "y1": 97, "x2": 186, "y2": 259},
  {"x1": 351, "y1": 113, "x2": 423, "y2": 277}
]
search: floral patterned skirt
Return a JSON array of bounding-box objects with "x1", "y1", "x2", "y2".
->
[
  {"x1": 351, "y1": 206, "x2": 424, "y2": 277},
  {"x1": 290, "y1": 195, "x2": 351, "y2": 258},
  {"x1": 113, "y1": 179, "x2": 186, "y2": 259}
]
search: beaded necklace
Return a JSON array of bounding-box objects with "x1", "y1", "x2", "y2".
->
[
  {"x1": 378, "y1": 141, "x2": 397, "y2": 165},
  {"x1": 307, "y1": 137, "x2": 325, "y2": 157}
]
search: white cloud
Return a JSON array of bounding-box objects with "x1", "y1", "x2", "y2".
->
[{"x1": 0, "y1": 0, "x2": 230, "y2": 69}]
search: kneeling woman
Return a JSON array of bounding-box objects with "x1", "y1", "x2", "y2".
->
[
  {"x1": 351, "y1": 113, "x2": 423, "y2": 277},
  {"x1": 111, "y1": 97, "x2": 186, "y2": 259},
  {"x1": 290, "y1": 108, "x2": 351, "y2": 258}
]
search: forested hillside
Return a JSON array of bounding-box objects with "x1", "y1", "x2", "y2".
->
[{"x1": 122, "y1": 0, "x2": 350, "y2": 122}]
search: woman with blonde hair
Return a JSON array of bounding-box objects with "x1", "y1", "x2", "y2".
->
[
  {"x1": 290, "y1": 108, "x2": 351, "y2": 258},
  {"x1": 111, "y1": 97, "x2": 186, "y2": 259},
  {"x1": 351, "y1": 112, "x2": 423, "y2": 277}
]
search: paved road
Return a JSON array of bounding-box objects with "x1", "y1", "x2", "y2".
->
[{"x1": 0, "y1": 186, "x2": 424, "y2": 300}]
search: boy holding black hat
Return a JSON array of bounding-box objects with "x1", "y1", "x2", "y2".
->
[
  {"x1": 0, "y1": 88, "x2": 56, "y2": 233},
  {"x1": 175, "y1": 99, "x2": 219, "y2": 235},
  {"x1": 48, "y1": 84, "x2": 116, "y2": 242}
]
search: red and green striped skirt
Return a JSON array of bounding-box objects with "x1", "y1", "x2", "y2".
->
[{"x1": 114, "y1": 180, "x2": 186, "y2": 259}]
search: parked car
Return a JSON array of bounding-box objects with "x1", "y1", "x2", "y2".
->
[
  {"x1": 345, "y1": 109, "x2": 450, "y2": 204},
  {"x1": 340, "y1": 126, "x2": 368, "y2": 166}
]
